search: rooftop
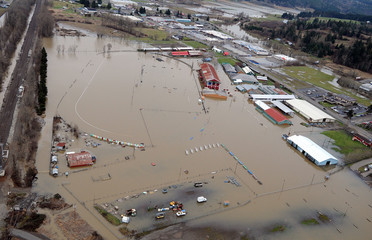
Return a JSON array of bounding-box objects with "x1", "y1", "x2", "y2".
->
[
  {"x1": 286, "y1": 99, "x2": 335, "y2": 122},
  {"x1": 287, "y1": 135, "x2": 338, "y2": 164},
  {"x1": 200, "y1": 63, "x2": 220, "y2": 82}
]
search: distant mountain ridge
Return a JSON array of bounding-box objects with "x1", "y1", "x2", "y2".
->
[{"x1": 253, "y1": 0, "x2": 372, "y2": 16}]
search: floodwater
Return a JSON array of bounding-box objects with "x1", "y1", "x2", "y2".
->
[
  {"x1": 0, "y1": 13, "x2": 6, "y2": 28},
  {"x1": 206, "y1": 1, "x2": 300, "y2": 18},
  {"x1": 0, "y1": 5, "x2": 35, "y2": 105},
  {"x1": 33, "y1": 35, "x2": 372, "y2": 240},
  {"x1": 221, "y1": 23, "x2": 260, "y2": 42}
]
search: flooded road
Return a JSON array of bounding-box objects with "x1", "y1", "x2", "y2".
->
[{"x1": 33, "y1": 35, "x2": 372, "y2": 239}]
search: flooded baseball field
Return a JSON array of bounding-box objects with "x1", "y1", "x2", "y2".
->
[{"x1": 31, "y1": 35, "x2": 372, "y2": 239}]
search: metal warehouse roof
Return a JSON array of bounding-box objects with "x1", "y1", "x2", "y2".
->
[
  {"x1": 231, "y1": 74, "x2": 258, "y2": 83},
  {"x1": 222, "y1": 63, "x2": 236, "y2": 73},
  {"x1": 66, "y1": 152, "x2": 93, "y2": 168},
  {"x1": 200, "y1": 63, "x2": 220, "y2": 82},
  {"x1": 285, "y1": 99, "x2": 335, "y2": 122},
  {"x1": 264, "y1": 108, "x2": 291, "y2": 124},
  {"x1": 250, "y1": 94, "x2": 295, "y2": 101},
  {"x1": 242, "y1": 66, "x2": 253, "y2": 74},
  {"x1": 255, "y1": 100, "x2": 270, "y2": 110},
  {"x1": 287, "y1": 135, "x2": 338, "y2": 165},
  {"x1": 271, "y1": 101, "x2": 294, "y2": 114}
]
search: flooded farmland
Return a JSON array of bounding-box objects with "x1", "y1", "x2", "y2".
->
[{"x1": 32, "y1": 35, "x2": 372, "y2": 239}]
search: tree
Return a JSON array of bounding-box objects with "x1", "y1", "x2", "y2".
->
[
  {"x1": 107, "y1": 1, "x2": 111, "y2": 9},
  {"x1": 165, "y1": 9, "x2": 171, "y2": 16},
  {"x1": 206, "y1": 16, "x2": 210, "y2": 21},
  {"x1": 92, "y1": 0, "x2": 96, "y2": 8},
  {"x1": 139, "y1": 7, "x2": 146, "y2": 14},
  {"x1": 367, "y1": 105, "x2": 372, "y2": 113},
  {"x1": 84, "y1": 0, "x2": 90, "y2": 8},
  {"x1": 97, "y1": 0, "x2": 102, "y2": 4},
  {"x1": 347, "y1": 109, "x2": 354, "y2": 119},
  {"x1": 187, "y1": 13, "x2": 191, "y2": 19}
]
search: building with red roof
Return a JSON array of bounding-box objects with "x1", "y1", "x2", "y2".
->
[
  {"x1": 56, "y1": 142, "x2": 66, "y2": 151},
  {"x1": 66, "y1": 152, "x2": 94, "y2": 168},
  {"x1": 171, "y1": 51, "x2": 189, "y2": 56},
  {"x1": 199, "y1": 63, "x2": 220, "y2": 90},
  {"x1": 264, "y1": 108, "x2": 292, "y2": 125}
]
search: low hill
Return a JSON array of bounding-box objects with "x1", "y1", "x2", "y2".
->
[{"x1": 253, "y1": 0, "x2": 372, "y2": 16}]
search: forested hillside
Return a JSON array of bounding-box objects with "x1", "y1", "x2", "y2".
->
[
  {"x1": 253, "y1": 0, "x2": 372, "y2": 16},
  {"x1": 242, "y1": 18, "x2": 372, "y2": 73}
]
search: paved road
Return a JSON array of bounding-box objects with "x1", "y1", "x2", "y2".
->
[
  {"x1": 0, "y1": 0, "x2": 43, "y2": 153},
  {"x1": 10, "y1": 228, "x2": 50, "y2": 240}
]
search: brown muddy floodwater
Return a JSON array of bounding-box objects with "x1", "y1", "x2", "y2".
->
[{"x1": 32, "y1": 35, "x2": 372, "y2": 240}]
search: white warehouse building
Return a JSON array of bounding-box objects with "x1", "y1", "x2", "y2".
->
[{"x1": 286, "y1": 135, "x2": 338, "y2": 166}]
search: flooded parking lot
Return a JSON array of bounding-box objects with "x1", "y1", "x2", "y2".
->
[{"x1": 32, "y1": 35, "x2": 372, "y2": 239}]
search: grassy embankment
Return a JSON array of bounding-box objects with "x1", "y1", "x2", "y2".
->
[
  {"x1": 309, "y1": 17, "x2": 360, "y2": 24},
  {"x1": 252, "y1": 14, "x2": 282, "y2": 22},
  {"x1": 319, "y1": 101, "x2": 336, "y2": 108},
  {"x1": 214, "y1": 52, "x2": 239, "y2": 65},
  {"x1": 283, "y1": 66, "x2": 371, "y2": 106},
  {"x1": 94, "y1": 205, "x2": 121, "y2": 226},
  {"x1": 322, "y1": 130, "x2": 366, "y2": 155},
  {"x1": 321, "y1": 130, "x2": 372, "y2": 163}
]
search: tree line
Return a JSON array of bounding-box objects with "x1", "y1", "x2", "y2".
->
[
  {"x1": 79, "y1": 0, "x2": 111, "y2": 9},
  {"x1": 243, "y1": 18, "x2": 372, "y2": 73},
  {"x1": 297, "y1": 11, "x2": 372, "y2": 23},
  {"x1": 37, "y1": 48, "x2": 48, "y2": 115}
]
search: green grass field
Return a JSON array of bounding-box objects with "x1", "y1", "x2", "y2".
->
[
  {"x1": 321, "y1": 130, "x2": 366, "y2": 155},
  {"x1": 283, "y1": 66, "x2": 371, "y2": 106},
  {"x1": 53, "y1": 0, "x2": 82, "y2": 9},
  {"x1": 252, "y1": 14, "x2": 282, "y2": 22},
  {"x1": 135, "y1": 28, "x2": 170, "y2": 40},
  {"x1": 309, "y1": 17, "x2": 360, "y2": 24},
  {"x1": 319, "y1": 101, "x2": 335, "y2": 108},
  {"x1": 217, "y1": 56, "x2": 238, "y2": 65},
  {"x1": 182, "y1": 40, "x2": 208, "y2": 49}
]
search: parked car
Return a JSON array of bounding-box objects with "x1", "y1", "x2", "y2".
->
[
  {"x1": 197, "y1": 196, "x2": 207, "y2": 203},
  {"x1": 194, "y1": 182, "x2": 203, "y2": 188},
  {"x1": 176, "y1": 210, "x2": 187, "y2": 217},
  {"x1": 155, "y1": 212, "x2": 165, "y2": 219}
]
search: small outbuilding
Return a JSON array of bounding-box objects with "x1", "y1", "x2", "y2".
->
[
  {"x1": 56, "y1": 142, "x2": 66, "y2": 151},
  {"x1": 66, "y1": 152, "x2": 94, "y2": 168},
  {"x1": 286, "y1": 135, "x2": 338, "y2": 166}
]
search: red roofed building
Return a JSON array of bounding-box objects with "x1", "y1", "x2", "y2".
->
[
  {"x1": 171, "y1": 51, "x2": 189, "y2": 56},
  {"x1": 352, "y1": 133, "x2": 372, "y2": 147},
  {"x1": 199, "y1": 63, "x2": 220, "y2": 90},
  {"x1": 56, "y1": 142, "x2": 66, "y2": 151},
  {"x1": 66, "y1": 152, "x2": 94, "y2": 168},
  {"x1": 264, "y1": 108, "x2": 292, "y2": 125}
]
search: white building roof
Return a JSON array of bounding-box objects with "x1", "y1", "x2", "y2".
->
[
  {"x1": 360, "y1": 83, "x2": 372, "y2": 92},
  {"x1": 242, "y1": 66, "x2": 253, "y2": 74},
  {"x1": 255, "y1": 100, "x2": 270, "y2": 110},
  {"x1": 202, "y1": 30, "x2": 233, "y2": 40},
  {"x1": 250, "y1": 94, "x2": 295, "y2": 101},
  {"x1": 271, "y1": 101, "x2": 294, "y2": 114},
  {"x1": 287, "y1": 135, "x2": 338, "y2": 165},
  {"x1": 286, "y1": 99, "x2": 335, "y2": 122},
  {"x1": 274, "y1": 54, "x2": 296, "y2": 62}
]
